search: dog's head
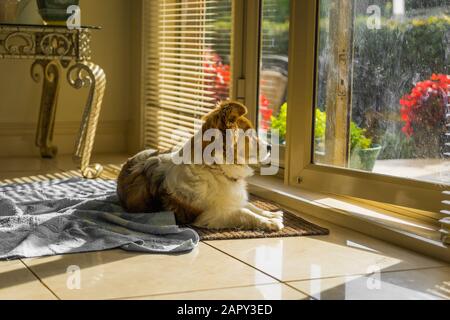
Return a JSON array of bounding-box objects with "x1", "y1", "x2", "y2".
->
[{"x1": 200, "y1": 101, "x2": 270, "y2": 165}]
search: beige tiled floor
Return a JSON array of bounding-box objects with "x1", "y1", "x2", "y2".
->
[
  {"x1": 290, "y1": 267, "x2": 450, "y2": 300},
  {"x1": 0, "y1": 154, "x2": 449, "y2": 300},
  {"x1": 23, "y1": 244, "x2": 276, "y2": 300},
  {"x1": 130, "y1": 284, "x2": 307, "y2": 300},
  {"x1": 0, "y1": 260, "x2": 56, "y2": 300}
]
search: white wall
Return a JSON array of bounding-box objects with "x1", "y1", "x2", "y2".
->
[{"x1": 0, "y1": 0, "x2": 134, "y2": 157}]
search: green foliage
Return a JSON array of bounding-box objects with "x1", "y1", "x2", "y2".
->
[
  {"x1": 315, "y1": 109, "x2": 327, "y2": 141},
  {"x1": 271, "y1": 105, "x2": 373, "y2": 151},
  {"x1": 350, "y1": 122, "x2": 373, "y2": 151},
  {"x1": 213, "y1": 18, "x2": 290, "y2": 57},
  {"x1": 260, "y1": 20, "x2": 290, "y2": 55},
  {"x1": 270, "y1": 103, "x2": 287, "y2": 140},
  {"x1": 377, "y1": 131, "x2": 416, "y2": 160},
  {"x1": 268, "y1": 0, "x2": 290, "y2": 23}
]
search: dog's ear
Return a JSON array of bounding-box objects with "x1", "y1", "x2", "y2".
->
[
  {"x1": 202, "y1": 101, "x2": 248, "y2": 130},
  {"x1": 220, "y1": 101, "x2": 248, "y2": 128}
]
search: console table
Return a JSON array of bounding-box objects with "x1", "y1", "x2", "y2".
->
[{"x1": 0, "y1": 23, "x2": 106, "y2": 179}]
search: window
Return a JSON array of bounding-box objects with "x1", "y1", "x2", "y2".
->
[
  {"x1": 257, "y1": 0, "x2": 290, "y2": 148},
  {"x1": 142, "y1": 0, "x2": 233, "y2": 151},
  {"x1": 314, "y1": 0, "x2": 449, "y2": 186}
]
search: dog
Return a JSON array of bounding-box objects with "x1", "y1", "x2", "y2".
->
[{"x1": 117, "y1": 101, "x2": 284, "y2": 231}]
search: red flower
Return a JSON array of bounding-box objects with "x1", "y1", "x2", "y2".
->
[
  {"x1": 400, "y1": 74, "x2": 449, "y2": 138},
  {"x1": 260, "y1": 95, "x2": 270, "y2": 108},
  {"x1": 259, "y1": 95, "x2": 272, "y2": 130},
  {"x1": 205, "y1": 53, "x2": 231, "y2": 102}
]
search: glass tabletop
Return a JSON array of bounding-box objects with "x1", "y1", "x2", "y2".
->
[{"x1": 0, "y1": 22, "x2": 100, "y2": 30}]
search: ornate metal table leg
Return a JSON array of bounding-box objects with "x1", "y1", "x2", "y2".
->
[
  {"x1": 31, "y1": 60, "x2": 61, "y2": 158},
  {"x1": 67, "y1": 62, "x2": 106, "y2": 179}
]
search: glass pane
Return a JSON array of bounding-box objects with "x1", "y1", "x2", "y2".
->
[
  {"x1": 257, "y1": 0, "x2": 290, "y2": 146},
  {"x1": 314, "y1": 0, "x2": 449, "y2": 185},
  {"x1": 208, "y1": 0, "x2": 233, "y2": 103}
]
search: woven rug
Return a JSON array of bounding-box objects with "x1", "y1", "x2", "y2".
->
[{"x1": 192, "y1": 196, "x2": 329, "y2": 241}]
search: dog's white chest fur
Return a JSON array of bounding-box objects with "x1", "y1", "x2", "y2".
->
[{"x1": 162, "y1": 157, "x2": 247, "y2": 220}]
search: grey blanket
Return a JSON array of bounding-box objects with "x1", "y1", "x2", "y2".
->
[{"x1": 0, "y1": 178, "x2": 199, "y2": 260}]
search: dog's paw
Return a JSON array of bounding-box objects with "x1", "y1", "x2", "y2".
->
[
  {"x1": 264, "y1": 216, "x2": 284, "y2": 232},
  {"x1": 270, "y1": 210, "x2": 284, "y2": 219},
  {"x1": 260, "y1": 210, "x2": 284, "y2": 219}
]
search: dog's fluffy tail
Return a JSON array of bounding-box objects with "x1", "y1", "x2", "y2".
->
[{"x1": 117, "y1": 149, "x2": 161, "y2": 213}]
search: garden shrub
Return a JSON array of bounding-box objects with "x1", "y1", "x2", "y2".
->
[
  {"x1": 319, "y1": 14, "x2": 449, "y2": 159},
  {"x1": 345, "y1": 15, "x2": 449, "y2": 159}
]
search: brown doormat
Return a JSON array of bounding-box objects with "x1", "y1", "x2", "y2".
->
[{"x1": 191, "y1": 196, "x2": 330, "y2": 241}]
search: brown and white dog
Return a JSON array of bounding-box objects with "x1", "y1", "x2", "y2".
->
[{"x1": 117, "y1": 101, "x2": 284, "y2": 231}]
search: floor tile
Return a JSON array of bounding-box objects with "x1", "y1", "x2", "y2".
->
[
  {"x1": 0, "y1": 154, "x2": 127, "y2": 182},
  {"x1": 289, "y1": 267, "x2": 450, "y2": 300},
  {"x1": 0, "y1": 171, "x2": 72, "y2": 185},
  {"x1": 22, "y1": 245, "x2": 277, "y2": 300},
  {"x1": 0, "y1": 157, "x2": 57, "y2": 173},
  {"x1": 207, "y1": 222, "x2": 447, "y2": 282},
  {"x1": 0, "y1": 260, "x2": 56, "y2": 300},
  {"x1": 0, "y1": 171, "x2": 49, "y2": 181},
  {"x1": 127, "y1": 283, "x2": 307, "y2": 300},
  {"x1": 53, "y1": 153, "x2": 129, "y2": 172},
  {"x1": 0, "y1": 155, "x2": 64, "y2": 184}
]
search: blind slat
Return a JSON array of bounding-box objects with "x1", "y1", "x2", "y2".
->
[
  {"x1": 148, "y1": 99, "x2": 212, "y2": 114},
  {"x1": 159, "y1": 96, "x2": 216, "y2": 108},
  {"x1": 151, "y1": 108, "x2": 206, "y2": 123},
  {"x1": 157, "y1": 78, "x2": 215, "y2": 89},
  {"x1": 160, "y1": 56, "x2": 216, "y2": 65},
  {"x1": 159, "y1": 83, "x2": 215, "y2": 95},
  {"x1": 152, "y1": 73, "x2": 215, "y2": 83},
  {"x1": 160, "y1": 0, "x2": 219, "y2": 7},
  {"x1": 159, "y1": 89, "x2": 217, "y2": 101}
]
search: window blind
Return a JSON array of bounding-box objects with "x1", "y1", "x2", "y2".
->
[
  {"x1": 142, "y1": 0, "x2": 232, "y2": 151},
  {"x1": 440, "y1": 83, "x2": 450, "y2": 244}
]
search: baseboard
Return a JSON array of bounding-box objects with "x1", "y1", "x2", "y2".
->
[{"x1": 0, "y1": 121, "x2": 128, "y2": 157}]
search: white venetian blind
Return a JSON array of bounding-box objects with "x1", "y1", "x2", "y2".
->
[
  {"x1": 440, "y1": 83, "x2": 450, "y2": 244},
  {"x1": 142, "y1": 0, "x2": 232, "y2": 151}
]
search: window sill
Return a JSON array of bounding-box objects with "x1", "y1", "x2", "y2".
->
[{"x1": 248, "y1": 175, "x2": 450, "y2": 263}]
